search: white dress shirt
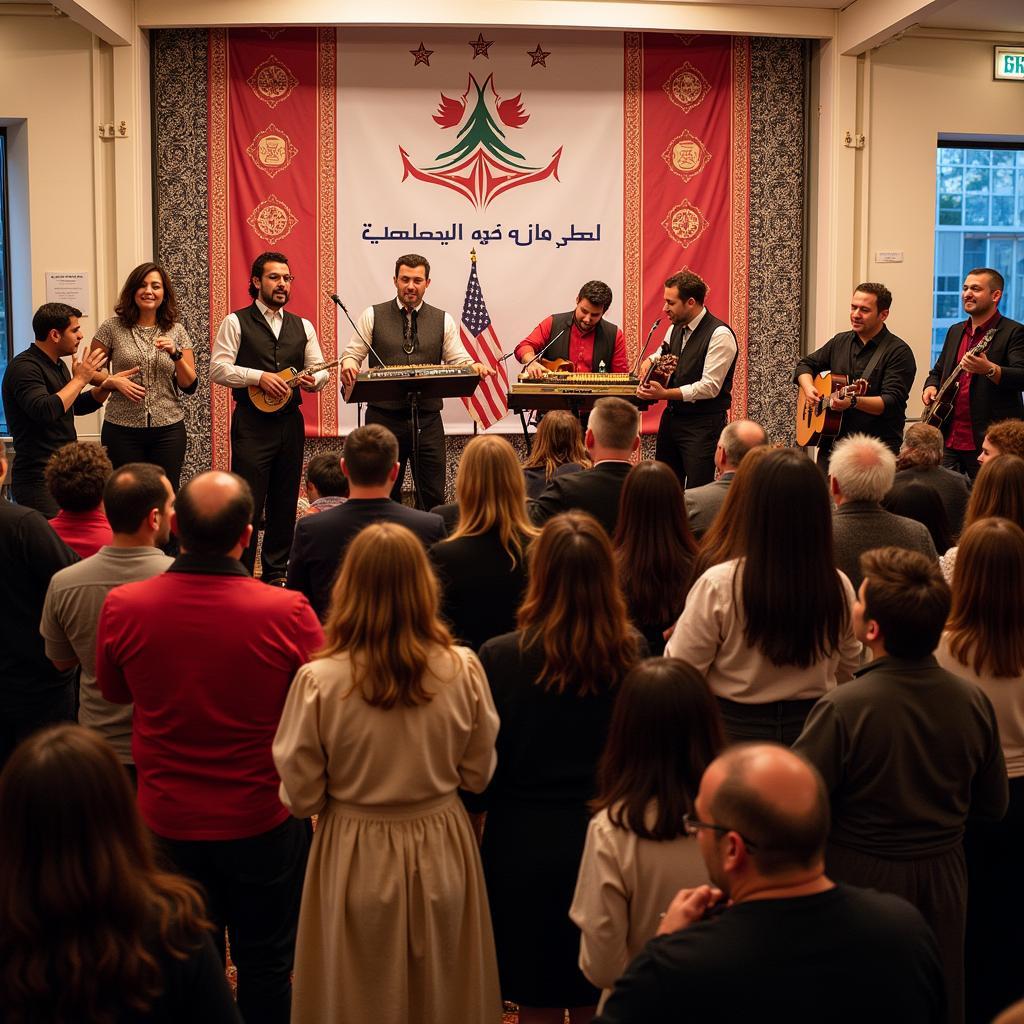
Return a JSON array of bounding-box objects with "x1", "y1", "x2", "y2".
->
[
  {"x1": 210, "y1": 298, "x2": 329, "y2": 390},
  {"x1": 652, "y1": 306, "x2": 738, "y2": 403},
  {"x1": 342, "y1": 298, "x2": 474, "y2": 368}
]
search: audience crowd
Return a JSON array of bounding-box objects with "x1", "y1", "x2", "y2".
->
[{"x1": 3, "y1": 395, "x2": 1024, "y2": 1024}]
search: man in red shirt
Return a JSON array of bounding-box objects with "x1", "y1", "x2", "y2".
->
[
  {"x1": 96, "y1": 470, "x2": 324, "y2": 1024},
  {"x1": 515, "y1": 280, "x2": 629, "y2": 378},
  {"x1": 923, "y1": 267, "x2": 1024, "y2": 481}
]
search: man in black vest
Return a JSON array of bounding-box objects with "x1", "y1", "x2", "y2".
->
[
  {"x1": 210, "y1": 251, "x2": 328, "y2": 583},
  {"x1": 794, "y1": 284, "x2": 916, "y2": 466},
  {"x1": 636, "y1": 270, "x2": 738, "y2": 488},
  {"x1": 339, "y1": 253, "x2": 491, "y2": 511},
  {"x1": 515, "y1": 280, "x2": 629, "y2": 378},
  {"x1": 921, "y1": 267, "x2": 1024, "y2": 481}
]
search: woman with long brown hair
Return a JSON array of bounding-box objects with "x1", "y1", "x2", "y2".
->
[
  {"x1": 685, "y1": 443, "x2": 774, "y2": 587},
  {"x1": 272, "y1": 523, "x2": 501, "y2": 1024},
  {"x1": 569, "y1": 658, "x2": 724, "y2": 1010},
  {"x1": 939, "y1": 453, "x2": 1024, "y2": 582},
  {"x1": 613, "y1": 460, "x2": 697, "y2": 655},
  {"x1": 936, "y1": 516, "x2": 1024, "y2": 1024},
  {"x1": 667, "y1": 447, "x2": 861, "y2": 744},
  {"x1": 0, "y1": 724, "x2": 240, "y2": 1023},
  {"x1": 430, "y1": 434, "x2": 537, "y2": 650},
  {"x1": 521, "y1": 410, "x2": 590, "y2": 498},
  {"x1": 471, "y1": 511, "x2": 643, "y2": 1024},
  {"x1": 91, "y1": 262, "x2": 198, "y2": 491}
]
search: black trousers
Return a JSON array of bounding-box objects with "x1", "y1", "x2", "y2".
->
[
  {"x1": 0, "y1": 683, "x2": 75, "y2": 771},
  {"x1": 943, "y1": 447, "x2": 980, "y2": 482},
  {"x1": 655, "y1": 407, "x2": 725, "y2": 489},
  {"x1": 230, "y1": 403, "x2": 304, "y2": 580},
  {"x1": 365, "y1": 405, "x2": 446, "y2": 510},
  {"x1": 715, "y1": 696, "x2": 818, "y2": 747},
  {"x1": 11, "y1": 475, "x2": 58, "y2": 518},
  {"x1": 101, "y1": 419, "x2": 187, "y2": 491},
  {"x1": 157, "y1": 816, "x2": 311, "y2": 1024},
  {"x1": 964, "y1": 774, "x2": 1024, "y2": 1024}
]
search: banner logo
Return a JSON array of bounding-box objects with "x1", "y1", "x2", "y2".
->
[{"x1": 399, "y1": 73, "x2": 561, "y2": 210}]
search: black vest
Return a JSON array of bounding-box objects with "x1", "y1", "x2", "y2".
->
[
  {"x1": 667, "y1": 309, "x2": 736, "y2": 415},
  {"x1": 546, "y1": 313, "x2": 618, "y2": 372},
  {"x1": 370, "y1": 300, "x2": 447, "y2": 412},
  {"x1": 231, "y1": 303, "x2": 308, "y2": 412}
]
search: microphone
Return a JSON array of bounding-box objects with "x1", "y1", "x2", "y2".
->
[
  {"x1": 330, "y1": 293, "x2": 388, "y2": 370},
  {"x1": 520, "y1": 327, "x2": 568, "y2": 375},
  {"x1": 630, "y1": 317, "x2": 663, "y2": 378}
]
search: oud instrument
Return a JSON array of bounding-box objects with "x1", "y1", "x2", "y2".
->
[
  {"x1": 247, "y1": 357, "x2": 342, "y2": 414},
  {"x1": 920, "y1": 328, "x2": 996, "y2": 428},
  {"x1": 795, "y1": 371, "x2": 869, "y2": 447}
]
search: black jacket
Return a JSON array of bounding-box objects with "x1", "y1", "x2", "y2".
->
[{"x1": 924, "y1": 315, "x2": 1024, "y2": 448}]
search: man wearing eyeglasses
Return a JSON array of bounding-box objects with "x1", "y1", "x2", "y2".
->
[
  {"x1": 211, "y1": 251, "x2": 328, "y2": 584},
  {"x1": 595, "y1": 744, "x2": 945, "y2": 1023}
]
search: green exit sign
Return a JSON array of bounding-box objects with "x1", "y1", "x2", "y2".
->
[{"x1": 995, "y1": 47, "x2": 1024, "y2": 81}]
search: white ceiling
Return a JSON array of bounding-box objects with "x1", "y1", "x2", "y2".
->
[{"x1": 918, "y1": 0, "x2": 1024, "y2": 33}]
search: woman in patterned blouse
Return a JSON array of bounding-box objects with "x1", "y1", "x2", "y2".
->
[{"x1": 90, "y1": 262, "x2": 197, "y2": 490}]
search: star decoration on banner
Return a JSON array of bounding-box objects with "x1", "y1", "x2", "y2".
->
[
  {"x1": 527, "y1": 44, "x2": 551, "y2": 67},
  {"x1": 469, "y1": 33, "x2": 494, "y2": 58},
  {"x1": 410, "y1": 42, "x2": 434, "y2": 67}
]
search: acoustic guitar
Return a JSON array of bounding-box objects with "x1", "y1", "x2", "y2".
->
[
  {"x1": 920, "y1": 328, "x2": 996, "y2": 428},
  {"x1": 796, "y1": 371, "x2": 869, "y2": 447},
  {"x1": 247, "y1": 357, "x2": 340, "y2": 414}
]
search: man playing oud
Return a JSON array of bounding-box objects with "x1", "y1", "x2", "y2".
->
[
  {"x1": 210, "y1": 251, "x2": 329, "y2": 583},
  {"x1": 922, "y1": 267, "x2": 1024, "y2": 481},
  {"x1": 794, "y1": 283, "x2": 916, "y2": 465}
]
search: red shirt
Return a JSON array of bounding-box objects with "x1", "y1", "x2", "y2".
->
[
  {"x1": 50, "y1": 507, "x2": 113, "y2": 558},
  {"x1": 948, "y1": 312, "x2": 1000, "y2": 452},
  {"x1": 514, "y1": 315, "x2": 630, "y2": 373},
  {"x1": 96, "y1": 556, "x2": 324, "y2": 840}
]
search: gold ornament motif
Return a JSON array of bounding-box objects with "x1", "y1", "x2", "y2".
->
[
  {"x1": 661, "y1": 130, "x2": 711, "y2": 183},
  {"x1": 247, "y1": 195, "x2": 298, "y2": 244},
  {"x1": 662, "y1": 63, "x2": 711, "y2": 114},
  {"x1": 260, "y1": 28, "x2": 287, "y2": 40},
  {"x1": 247, "y1": 55, "x2": 299, "y2": 109},
  {"x1": 675, "y1": 34, "x2": 697, "y2": 46},
  {"x1": 246, "y1": 124, "x2": 298, "y2": 179},
  {"x1": 661, "y1": 200, "x2": 709, "y2": 249}
]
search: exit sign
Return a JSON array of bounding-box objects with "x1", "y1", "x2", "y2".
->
[{"x1": 994, "y1": 48, "x2": 1024, "y2": 81}]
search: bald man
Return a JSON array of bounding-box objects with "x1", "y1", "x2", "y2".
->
[
  {"x1": 596, "y1": 744, "x2": 945, "y2": 1024},
  {"x1": 683, "y1": 418, "x2": 767, "y2": 538},
  {"x1": 96, "y1": 471, "x2": 324, "y2": 1024}
]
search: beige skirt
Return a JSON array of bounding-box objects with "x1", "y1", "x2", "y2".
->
[{"x1": 291, "y1": 792, "x2": 502, "y2": 1024}]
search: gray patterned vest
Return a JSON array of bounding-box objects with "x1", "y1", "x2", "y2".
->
[{"x1": 370, "y1": 300, "x2": 446, "y2": 412}]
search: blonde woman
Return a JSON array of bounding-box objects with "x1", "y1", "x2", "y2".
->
[
  {"x1": 273, "y1": 523, "x2": 501, "y2": 1024},
  {"x1": 431, "y1": 434, "x2": 538, "y2": 650}
]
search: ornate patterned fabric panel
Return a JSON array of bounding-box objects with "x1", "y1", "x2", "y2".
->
[
  {"x1": 747, "y1": 37, "x2": 807, "y2": 444},
  {"x1": 152, "y1": 29, "x2": 212, "y2": 482}
]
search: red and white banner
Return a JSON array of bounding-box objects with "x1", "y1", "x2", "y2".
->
[{"x1": 207, "y1": 28, "x2": 750, "y2": 459}]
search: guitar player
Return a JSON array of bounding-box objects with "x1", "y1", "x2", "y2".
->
[
  {"x1": 794, "y1": 283, "x2": 916, "y2": 467},
  {"x1": 210, "y1": 251, "x2": 328, "y2": 582},
  {"x1": 921, "y1": 267, "x2": 1024, "y2": 481}
]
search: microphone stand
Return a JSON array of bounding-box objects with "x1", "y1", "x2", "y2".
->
[
  {"x1": 519, "y1": 326, "x2": 569, "y2": 376},
  {"x1": 630, "y1": 318, "x2": 663, "y2": 379}
]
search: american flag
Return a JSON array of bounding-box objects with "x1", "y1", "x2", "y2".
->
[{"x1": 459, "y1": 256, "x2": 509, "y2": 431}]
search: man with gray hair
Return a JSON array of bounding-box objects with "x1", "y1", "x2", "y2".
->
[
  {"x1": 531, "y1": 396, "x2": 640, "y2": 536},
  {"x1": 894, "y1": 423, "x2": 969, "y2": 536},
  {"x1": 829, "y1": 434, "x2": 936, "y2": 591},
  {"x1": 684, "y1": 419, "x2": 767, "y2": 538}
]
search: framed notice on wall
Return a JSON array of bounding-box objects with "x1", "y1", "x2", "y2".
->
[{"x1": 994, "y1": 47, "x2": 1024, "y2": 82}]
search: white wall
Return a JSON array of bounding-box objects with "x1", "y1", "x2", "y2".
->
[{"x1": 862, "y1": 34, "x2": 1024, "y2": 411}]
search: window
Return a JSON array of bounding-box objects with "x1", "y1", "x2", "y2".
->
[
  {"x1": 0, "y1": 129, "x2": 10, "y2": 436},
  {"x1": 933, "y1": 142, "x2": 1024, "y2": 366}
]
